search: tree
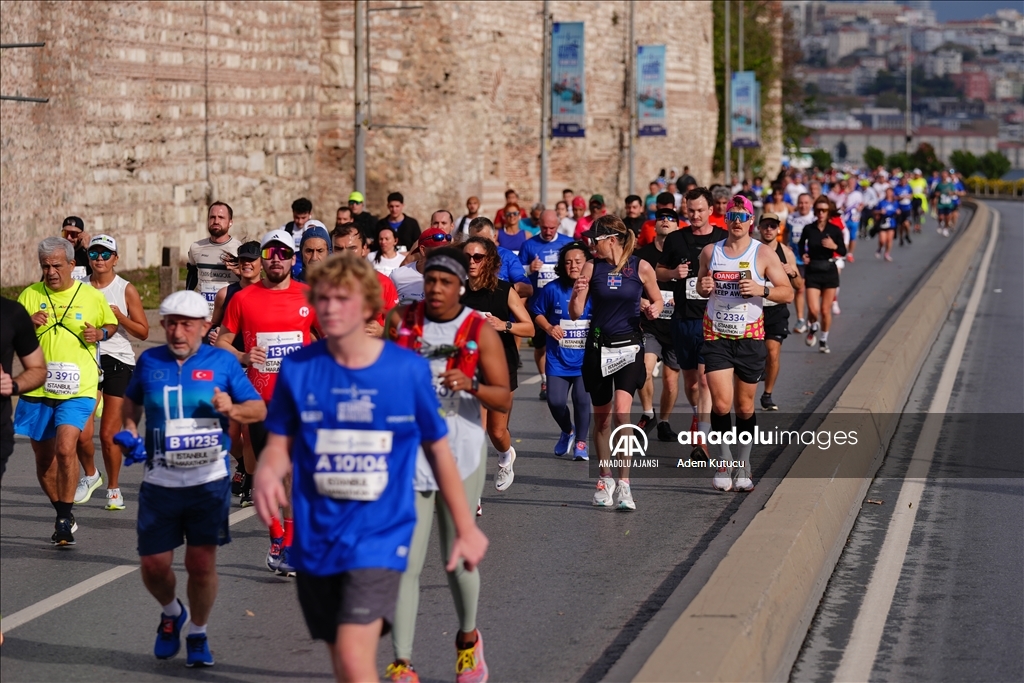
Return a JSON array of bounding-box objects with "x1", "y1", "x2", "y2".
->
[
  {"x1": 810, "y1": 149, "x2": 833, "y2": 170},
  {"x1": 864, "y1": 146, "x2": 886, "y2": 170},
  {"x1": 949, "y1": 150, "x2": 978, "y2": 178},
  {"x1": 836, "y1": 140, "x2": 848, "y2": 162},
  {"x1": 911, "y1": 143, "x2": 944, "y2": 175},
  {"x1": 977, "y1": 151, "x2": 1011, "y2": 180},
  {"x1": 886, "y1": 152, "x2": 913, "y2": 171}
]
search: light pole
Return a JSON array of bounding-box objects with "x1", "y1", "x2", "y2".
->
[
  {"x1": 724, "y1": 0, "x2": 731, "y2": 185},
  {"x1": 540, "y1": 0, "x2": 551, "y2": 205},
  {"x1": 897, "y1": 15, "x2": 912, "y2": 155},
  {"x1": 738, "y1": 0, "x2": 744, "y2": 184}
]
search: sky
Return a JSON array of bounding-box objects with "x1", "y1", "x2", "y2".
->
[{"x1": 903, "y1": 1, "x2": 1022, "y2": 23}]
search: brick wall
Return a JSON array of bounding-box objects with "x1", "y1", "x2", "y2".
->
[{"x1": 1, "y1": 0, "x2": 717, "y2": 286}]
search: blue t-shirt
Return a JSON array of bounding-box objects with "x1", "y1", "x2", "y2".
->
[
  {"x1": 519, "y1": 218, "x2": 540, "y2": 237},
  {"x1": 952, "y1": 180, "x2": 964, "y2": 205},
  {"x1": 530, "y1": 277, "x2": 591, "y2": 376},
  {"x1": 878, "y1": 200, "x2": 899, "y2": 228},
  {"x1": 264, "y1": 341, "x2": 447, "y2": 577},
  {"x1": 498, "y1": 247, "x2": 530, "y2": 286},
  {"x1": 518, "y1": 234, "x2": 573, "y2": 300},
  {"x1": 497, "y1": 229, "x2": 528, "y2": 254},
  {"x1": 894, "y1": 184, "x2": 912, "y2": 207}
]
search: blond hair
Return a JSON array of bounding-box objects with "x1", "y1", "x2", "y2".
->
[
  {"x1": 305, "y1": 252, "x2": 383, "y2": 322},
  {"x1": 593, "y1": 214, "x2": 636, "y2": 275}
]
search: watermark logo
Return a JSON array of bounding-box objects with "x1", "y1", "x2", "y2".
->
[{"x1": 609, "y1": 424, "x2": 648, "y2": 459}]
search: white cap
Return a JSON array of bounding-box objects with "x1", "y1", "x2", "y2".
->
[
  {"x1": 913, "y1": 168, "x2": 922, "y2": 174},
  {"x1": 260, "y1": 229, "x2": 294, "y2": 249},
  {"x1": 88, "y1": 234, "x2": 117, "y2": 252},
  {"x1": 159, "y1": 290, "x2": 210, "y2": 320},
  {"x1": 303, "y1": 219, "x2": 326, "y2": 232}
]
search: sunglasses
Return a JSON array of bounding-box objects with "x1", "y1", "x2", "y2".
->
[
  {"x1": 759, "y1": 222, "x2": 780, "y2": 230},
  {"x1": 725, "y1": 211, "x2": 752, "y2": 223},
  {"x1": 421, "y1": 233, "x2": 453, "y2": 244},
  {"x1": 814, "y1": 207, "x2": 830, "y2": 213},
  {"x1": 593, "y1": 234, "x2": 614, "y2": 242},
  {"x1": 261, "y1": 246, "x2": 295, "y2": 260},
  {"x1": 87, "y1": 249, "x2": 116, "y2": 261},
  {"x1": 505, "y1": 211, "x2": 520, "y2": 217},
  {"x1": 62, "y1": 229, "x2": 82, "y2": 238},
  {"x1": 467, "y1": 253, "x2": 487, "y2": 262}
]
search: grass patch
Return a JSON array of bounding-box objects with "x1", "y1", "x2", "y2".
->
[{"x1": 2, "y1": 267, "x2": 189, "y2": 309}]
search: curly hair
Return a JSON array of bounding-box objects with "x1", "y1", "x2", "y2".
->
[{"x1": 461, "y1": 236, "x2": 500, "y2": 292}]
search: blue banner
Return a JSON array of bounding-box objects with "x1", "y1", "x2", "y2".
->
[
  {"x1": 552, "y1": 22, "x2": 585, "y2": 138},
  {"x1": 731, "y1": 71, "x2": 760, "y2": 148},
  {"x1": 637, "y1": 45, "x2": 666, "y2": 137}
]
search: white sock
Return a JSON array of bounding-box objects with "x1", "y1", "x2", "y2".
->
[
  {"x1": 189, "y1": 623, "x2": 207, "y2": 636},
  {"x1": 697, "y1": 421, "x2": 711, "y2": 440},
  {"x1": 498, "y1": 449, "x2": 513, "y2": 468},
  {"x1": 540, "y1": 374, "x2": 546, "y2": 383},
  {"x1": 162, "y1": 599, "x2": 182, "y2": 618},
  {"x1": 691, "y1": 404, "x2": 698, "y2": 415},
  {"x1": 642, "y1": 410, "x2": 654, "y2": 419},
  {"x1": 820, "y1": 331, "x2": 829, "y2": 342}
]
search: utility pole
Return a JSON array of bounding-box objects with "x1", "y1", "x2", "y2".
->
[
  {"x1": 724, "y1": 0, "x2": 731, "y2": 186},
  {"x1": 540, "y1": 0, "x2": 551, "y2": 206},
  {"x1": 354, "y1": 0, "x2": 367, "y2": 195},
  {"x1": 627, "y1": 0, "x2": 636, "y2": 195},
  {"x1": 738, "y1": 1, "x2": 744, "y2": 184},
  {"x1": 905, "y1": 19, "x2": 912, "y2": 155}
]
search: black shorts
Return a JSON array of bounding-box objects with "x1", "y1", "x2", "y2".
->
[
  {"x1": 532, "y1": 327, "x2": 547, "y2": 351},
  {"x1": 248, "y1": 418, "x2": 269, "y2": 458},
  {"x1": 297, "y1": 569, "x2": 402, "y2": 643},
  {"x1": 702, "y1": 337, "x2": 767, "y2": 384},
  {"x1": 671, "y1": 317, "x2": 705, "y2": 371},
  {"x1": 763, "y1": 305, "x2": 790, "y2": 342},
  {"x1": 582, "y1": 334, "x2": 647, "y2": 406},
  {"x1": 804, "y1": 262, "x2": 840, "y2": 290},
  {"x1": 100, "y1": 355, "x2": 134, "y2": 398}
]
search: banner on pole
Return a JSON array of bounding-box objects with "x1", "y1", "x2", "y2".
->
[
  {"x1": 637, "y1": 45, "x2": 666, "y2": 137},
  {"x1": 551, "y1": 22, "x2": 585, "y2": 138},
  {"x1": 730, "y1": 71, "x2": 760, "y2": 148}
]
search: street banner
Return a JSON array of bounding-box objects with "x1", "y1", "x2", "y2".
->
[
  {"x1": 552, "y1": 22, "x2": 585, "y2": 138},
  {"x1": 637, "y1": 45, "x2": 667, "y2": 137},
  {"x1": 731, "y1": 70, "x2": 760, "y2": 148}
]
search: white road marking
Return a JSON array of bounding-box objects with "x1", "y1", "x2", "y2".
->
[
  {"x1": 2, "y1": 499, "x2": 261, "y2": 633},
  {"x1": 833, "y1": 210, "x2": 1000, "y2": 682},
  {"x1": 521, "y1": 374, "x2": 542, "y2": 385}
]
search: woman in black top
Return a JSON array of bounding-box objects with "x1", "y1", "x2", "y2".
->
[
  {"x1": 797, "y1": 197, "x2": 847, "y2": 354},
  {"x1": 461, "y1": 237, "x2": 535, "y2": 492}
]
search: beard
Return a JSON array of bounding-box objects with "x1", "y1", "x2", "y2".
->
[
  {"x1": 264, "y1": 266, "x2": 290, "y2": 284},
  {"x1": 208, "y1": 224, "x2": 229, "y2": 239}
]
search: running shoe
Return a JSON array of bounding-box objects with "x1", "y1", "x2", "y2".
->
[
  {"x1": 733, "y1": 477, "x2": 755, "y2": 492},
  {"x1": 819, "y1": 340, "x2": 830, "y2": 354},
  {"x1": 793, "y1": 320, "x2": 808, "y2": 334},
  {"x1": 615, "y1": 481, "x2": 636, "y2": 511},
  {"x1": 74, "y1": 472, "x2": 103, "y2": 504},
  {"x1": 494, "y1": 447, "x2": 516, "y2": 491},
  {"x1": 573, "y1": 442, "x2": 589, "y2": 461},
  {"x1": 185, "y1": 634, "x2": 214, "y2": 667},
  {"x1": 476, "y1": 500, "x2": 482, "y2": 517},
  {"x1": 276, "y1": 546, "x2": 296, "y2": 577},
  {"x1": 231, "y1": 468, "x2": 245, "y2": 496},
  {"x1": 805, "y1": 329, "x2": 817, "y2": 347},
  {"x1": 875, "y1": 249, "x2": 882, "y2": 259},
  {"x1": 712, "y1": 468, "x2": 733, "y2": 492},
  {"x1": 636, "y1": 412, "x2": 656, "y2": 432},
  {"x1": 385, "y1": 661, "x2": 420, "y2": 683},
  {"x1": 539, "y1": 381, "x2": 547, "y2": 401},
  {"x1": 554, "y1": 429, "x2": 575, "y2": 457},
  {"x1": 593, "y1": 476, "x2": 616, "y2": 507},
  {"x1": 104, "y1": 488, "x2": 126, "y2": 511},
  {"x1": 941, "y1": 228, "x2": 949, "y2": 237},
  {"x1": 266, "y1": 536, "x2": 284, "y2": 572},
  {"x1": 832, "y1": 300, "x2": 841, "y2": 315},
  {"x1": 154, "y1": 600, "x2": 188, "y2": 659},
  {"x1": 847, "y1": 254, "x2": 855, "y2": 263},
  {"x1": 884, "y1": 253, "x2": 893, "y2": 262},
  {"x1": 52, "y1": 517, "x2": 77, "y2": 546},
  {"x1": 239, "y1": 475, "x2": 253, "y2": 508},
  {"x1": 455, "y1": 631, "x2": 488, "y2": 683},
  {"x1": 905, "y1": 235, "x2": 912, "y2": 244},
  {"x1": 657, "y1": 420, "x2": 676, "y2": 442},
  {"x1": 760, "y1": 393, "x2": 778, "y2": 411}
]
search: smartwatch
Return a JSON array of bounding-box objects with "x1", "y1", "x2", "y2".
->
[
  {"x1": 101, "y1": 327, "x2": 110, "y2": 341},
  {"x1": 470, "y1": 377, "x2": 480, "y2": 394},
  {"x1": 11, "y1": 380, "x2": 20, "y2": 396},
  {"x1": 763, "y1": 285, "x2": 770, "y2": 298},
  {"x1": 505, "y1": 320, "x2": 512, "y2": 332}
]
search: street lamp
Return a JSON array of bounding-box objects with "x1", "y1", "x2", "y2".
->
[{"x1": 896, "y1": 15, "x2": 912, "y2": 155}]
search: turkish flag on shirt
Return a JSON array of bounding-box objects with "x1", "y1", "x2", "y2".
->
[{"x1": 192, "y1": 370, "x2": 214, "y2": 381}]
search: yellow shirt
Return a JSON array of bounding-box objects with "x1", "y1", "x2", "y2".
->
[{"x1": 17, "y1": 282, "x2": 118, "y2": 400}]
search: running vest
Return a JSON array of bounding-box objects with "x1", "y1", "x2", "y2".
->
[
  {"x1": 763, "y1": 243, "x2": 785, "y2": 308},
  {"x1": 91, "y1": 275, "x2": 136, "y2": 365},
  {"x1": 703, "y1": 239, "x2": 766, "y2": 340}
]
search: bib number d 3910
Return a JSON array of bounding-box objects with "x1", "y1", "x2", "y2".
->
[{"x1": 45, "y1": 362, "x2": 81, "y2": 396}]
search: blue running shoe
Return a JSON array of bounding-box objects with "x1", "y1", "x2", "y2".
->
[
  {"x1": 154, "y1": 600, "x2": 188, "y2": 659},
  {"x1": 554, "y1": 429, "x2": 574, "y2": 457},
  {"x1": 185, "y1": 634, "x2": 214, "y2": 667},
  {"x1": 573, "y1": 441, "x2": 589, "y2": 461},
  {"x1": 266, "y1": 535, "x2": 284, "y2": 572},
  {"x1": 277, "y1": 546, "x2": 296, "y2": 577}
]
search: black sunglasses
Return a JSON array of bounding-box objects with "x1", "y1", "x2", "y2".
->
[{"x1": 467, "y1": 253, "x2": 487, "y2": 262}]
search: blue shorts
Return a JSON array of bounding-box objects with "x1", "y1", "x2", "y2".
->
[
  {"x1": 672, "y1": 317, "x2": 705, "y2": 371},
  {"x1": 13, "y1": 396, "x2": 97, "y2": 442},
  {"x1": 845, "y1": 219, "x2": 858, "y2": 241},
  {"x1": 137, "y1": 478, "x2": 232, "y2": 556}
]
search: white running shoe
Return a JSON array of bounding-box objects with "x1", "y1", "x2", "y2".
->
[
  {"x1": 74, "y1": 472, "x2": 103, "y2": 504},
  {"x1": 593, "y1": 477, "x2": 616, "y2": 507},
  {"x1": 615, "y1": 481, "x2": 636, "y2": 511},
  {"x1": 733, "y1": 476, "x2": 755, "y2": 492},
  {"x1": 494, "y1": 447, "x2": 516, "y2": 491},
  {"x1": 713, "y1": 468, "x2": 733, "y2": 491},
  {"x1": 104, "y1": 488, "x2": 125, "y2": 511},
  {"x1": 831, "y1": 300, "x2": 841, "y2": 315}
]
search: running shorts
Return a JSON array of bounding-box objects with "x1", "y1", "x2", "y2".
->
[
  {"x1": 803, "y1": 262, "x2": 840, "y2": 290},
  {"x1": 531, "y1": 327, "x2": 547, "y2": 353},
  {"x1": 702, "y1": 337, "x2": 767, "y2": 384},
  {"x1": 137, "y1": 477, "x2": 231, "y2": 556},
  {"x1": 643, "y1": 331, "x2": 680, "y2": 371},
  {"x1": 100, "y1": 355, "x2": 134, "y2": 398},
  {"x1": 582, "y1": 334, "x2": 647, "y2": 407},
  {"x1": 671, "y1": 317, "x2": 705, "y2": 371},
  {"x1": 763, "y1": 305, "x2": 790, "y2": 342},
  {"x1": 13, "y1": 396, "x2": 97, "y2": 442},
  {"x1": 297, "y1": 569, "x2": 402, "y2": 643}
]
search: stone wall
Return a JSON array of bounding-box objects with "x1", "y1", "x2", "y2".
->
[{"x1": 1, "y1": 0, "x2": 717, "y2": 286}]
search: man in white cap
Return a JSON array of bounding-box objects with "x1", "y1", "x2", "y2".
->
[{"x1": 122, "y1": 290, "x2": 265, "y2": 666}]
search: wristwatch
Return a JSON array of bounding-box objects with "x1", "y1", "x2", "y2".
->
[
  {"x1": 101, "y1": 327, "x2": 110, "y2": 341},
  {"x1": 505, "y1": 320, "x2": 512, "y2": 332},
  {"x1": 470, "y1": 377, "x2": 480, "y2": 394},
  {"x1": 763, "y1": 285, "x2": 770, "y2": 298},
  {"x1": 11, "y1": 380, "x2": 20, "y2": 396}
]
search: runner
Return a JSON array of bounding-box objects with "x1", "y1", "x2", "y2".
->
[
  {"x1": 185, "y1": 202, "x2": 241, "y2": 317},
  {"x1": 330, "y1": 224, "x2": 399, "y2": 338},
  {"x1": 14, "y1": 237, "x2": 118, "y2": 544},
  {"x1": 935, "y1": 170, "x2": 957, "y2": 237},
  {"x1": 950, "y1": 170, "x2": 966, "y2": 230},
  {"x1": 496, "y1": 203, "x2": 528, "y2": 254},
  {"x1": 799, "y1": 198, "x2": 847, "y2": 354},
  {"x1": 908, "y1": 169, "x2": 928, "y2": 234},
  {"x1": 708, "y1": 186, "x2": 730, "y2": 229},
  {"x1": 382, "y1": 248, "x2": 509, "y2": 683},
  {"x1": 1, "y1": 296, "x2": 46, "y2": 479},
  {"x1": 122, "y1": 290, "x2": 265, "y2": 666},
  {"x1": 216, "y1": 229, "x2": 320, "y2": 574},
  {"x1": 454, "y1": 196, "x2": 484, "y2": 242},
  {"x1": 61, "y1": 216, "x2": 92, "y2": 280},
  {"x1": 294, "y1": 224, "x2": 333, "y2": 283},
  {"x1": 390, "y1": 228, "x2": 455, "y2": 304},
  {"x1": 785, "y1": 193, "x2": 815, "y2": 333},
  {"x1": 843, "y1": 176, "x2": 863, "y2": 264},
  {"x1": 555, "y1": 200, "x2": 576, "y2": 237},
  {"x1": 696, "y1": 196, "x2": 792, "y2": 492},
  {"x1": 519, "y1": 210, "x2": 572, "y2": 401},
  {"x1": 572, "y1": 194, "x2": 608, "y2": 239},
  {"x1": 369, "y1": 225, "x2": 407, "y2": 277},
  {"x1": 571, "y1": 215, "x2": 663, "y2": 511},
  {"x1": 467, "y1": 218, "x2": 533, "y2": 299},
  {"x1": 347, "y1": 191, "x2": 377, "y2": 243},
  {"x1": 636, "y1": 208, "x2": 682, "y2": 442},
  {"x1": 656, "y1": 187, "x2": 728, "y2": 454},
  {"x1": 756, "y1": 214, "x2": 803, "y2": 410},
  {"x1": 531, "y1": 241, "x2": 593, "y2": 460},
  {"x1": 285, "y1": 197, "x2": 314, "y2": 242},
  {"x1": 874, "y1": 187, "x2": 899, "y2": 261},
  {"x1": 376, "y1": 192, "x2": 422, "y2": 251},
  {"x1": 73, "y1": 235, "x2": 149, "y2": 511},
  {"x1": 893, "y1": 174, "x2": 914, "y2": 247},
  {"x1": 637, "y1": 191, "x2": 683, "y2": 247},
  {"x1": 623, "y1": 194, "x2": 646, "y2": 238}
]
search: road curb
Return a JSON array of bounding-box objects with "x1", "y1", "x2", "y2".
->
[{"x1": 632, "y1": 201, "x2": 991, "y2": 683}]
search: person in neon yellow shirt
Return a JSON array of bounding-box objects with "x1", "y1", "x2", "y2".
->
[
  {"x1": 14, "y1": 236, "x2": 118, "y2": 546},
  {"x1": 908, "y1": 169, "x2": 929, "y2": 233}
]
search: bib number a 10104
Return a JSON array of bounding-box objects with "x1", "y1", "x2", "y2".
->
[{"x1": 313, "y1": 429, "x2": 394, "y2": 501}]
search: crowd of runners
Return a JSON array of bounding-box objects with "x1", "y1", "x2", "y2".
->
[{"x1": 0, "y1": 162, "x2": 966, "y2": 680}]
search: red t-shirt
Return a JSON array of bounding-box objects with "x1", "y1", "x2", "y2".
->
[
  {"x1": 637, "y1": 218, "x2": 690, "y2": 247},
  {"x1": 376, "y1": 271, "x2": 399, "y2": 326},
  {"x1": 222, "y1": 279, "x2": 320, "y2": 402},
  {"x1": 709, "y1": 213, "x2": 726, "y2": 229}
]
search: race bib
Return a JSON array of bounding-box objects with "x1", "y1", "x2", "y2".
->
[
  {"x1": 558, "y1": 319, "x2": 590, "y2": 349},
  {"x1": 712, "y1": 300, "x2": 748, "y2": 337},
  {"x1": 45, "y1": 361, "x2": 81, "y2": 396},
  {"x1": 537, "y1": 263, "x2": 557, "y2": 288},
  {"x1": 659, "y1": 290, "x2": 675, "y2": 319},
  {"x1": 600, "y1": 344, "x2": 640, "y2": 377},
  {"x1": 939, "y1": 194, "x2": 952, "y2": 205},
  {"x1": 200, "y1": 281, "x2": 228, "y2": 314},
  {"x1": 685, "y1": 277, "x2": 708, "y2": 301},
  {"x1": 163, "y1": 418, "x2": 223, "y2": 468},
  {"x1": 313, "y1": 429, "x2": 393, "y2": 501},
  {"x1": 254, "y1": 331, "x2": 303, "y2": 374},
  {"x1": 71, "y1": 266, "x2": 87, "y2": 281}
]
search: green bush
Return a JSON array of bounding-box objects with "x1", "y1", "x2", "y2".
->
[
  {"x1": 810, "y1": 149, "x2": 833, "y2": 170},
  {"x1": 949, "y1": 150, "x2": 978, "y2": 177},
  {"x1": 977, "y1": 151, "x2": 1011, "y2": 180},
  {"x1": 863, "y1": 146, "x2": 886, "y2": 170}
]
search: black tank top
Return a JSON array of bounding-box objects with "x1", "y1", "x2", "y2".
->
[
  {"x1": 223, "y1": 283, "x2": 245, "y2": 352},
  {"x1": 775, "y1": 242, "x2": 787, "y2": 264},
  {"x1": 591, "y1": 255, "x2": 643, "y2": 337},
  {"x1": 460, "y1": 280, "x2": 519, "y2": 369}
]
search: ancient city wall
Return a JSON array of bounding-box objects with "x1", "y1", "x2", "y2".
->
[{"x1": 1, "y1": 0, "x2": 717, "y2": 286}]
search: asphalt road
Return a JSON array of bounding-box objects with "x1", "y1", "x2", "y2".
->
[
  {"x1": 791, "y1": 201, "x2": 1024, "y2": 683},
  {"x1": 0, "y1": 207, "x2": 982, "y2": 682}
]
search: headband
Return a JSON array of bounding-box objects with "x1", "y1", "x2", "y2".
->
[{"x1": 424, "y1": 254, "x2": 467, "y2": 282}]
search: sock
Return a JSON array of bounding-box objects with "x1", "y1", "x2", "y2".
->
[
  {"x1": 108, "y1": 487, "x2": 120, "y2": 495},
  {"x1": 697, "y1": 421, "x2": 712, "y2": 451},
  {"x1": 162, "y1": 598, "x2": 182, "y2": 618},
  {"x1": 736, "y1": 414, "x2": 756, "y2": 478},
  {"x1": 189, "y1": 623, "x2": 207, "y2": 636},
  {"x1": 642, "y1": 410, "x2": 654, "y2": 419},
  {"x1": 55, "y1": 501, "x2": 73, "y2": 519},
  {"x1": 52, "y1": 500, "x2": 61, "y2": 514},
  {"x1": 797, "y1": 318, "x2": 805, "y2": 325},
  {"x1": 269, "y1": 517, "x2": 284, "y2": 541},
  {"x1": 540, "y1": 374, "x2": 546, "y2": 384},
  {"x1": 691, "y1": 404, "x2": 698, "y2": 415},
  {"x1": 811, "y1": 322, "x2": 820, "y2": 332},
  {"x1": 820, "y1": 331, "x2": 829, "y2": 342},
  {"x1": 498, "y1": 448, "x2": 513, "y2": 468},
  {"x1": 283, "y1": 518, "x2": 294, "y2": 547},
  {"x1": 710, "y1": 411, "x2": 733, "y2": 462},
  {"x1": 619, "y1": 478, "x2": 630, "y2": 486}
]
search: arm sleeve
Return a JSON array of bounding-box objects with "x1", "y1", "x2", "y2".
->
[
  {"x1": 185, "y1": 264, "x2": 199, "y2": 292},
  {"x1": 11, "y1": 304, "x2": 40, "y2": 358},
  {"x1": 264, "y1": 361, "x2": 299, "y2": 436},
  {"x1": 412, "y1": 357, "x2": 447, "y2": 442}
]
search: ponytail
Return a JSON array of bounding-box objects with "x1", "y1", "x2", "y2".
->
[{"x1": 614, "y1": 229, "x2": 636, "y2": 275}]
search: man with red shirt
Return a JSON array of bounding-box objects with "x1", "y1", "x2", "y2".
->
[
  {"x1": 331, "y1": 223, "x2": 399, "y2": 336},
  {"x1": 216, "y1": 229, "x2": 320, "y2": 576}
]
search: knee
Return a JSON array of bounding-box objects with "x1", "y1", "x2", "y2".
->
[
  {"x1": 184, "y1": 549, "x2": 216, "y2": 579},
  {"x1": 140, "y1": 554, "x2": 171, "y2": 579}
]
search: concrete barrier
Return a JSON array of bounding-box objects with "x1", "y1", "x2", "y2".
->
[{"x1": 633, "y1": 201, "x2": 991, "y2": 682}]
